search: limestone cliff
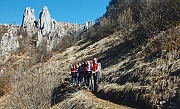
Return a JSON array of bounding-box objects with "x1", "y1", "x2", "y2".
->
[
  {"x1": 0, "y1": 25, "x2": 20, "y2": 59},
  {"x1": 38, "y1": 6, "x2": 57, "y2": 35},
  {"x1": 21, "y1": 6, "x2": 94, "y2": 51},
  {"x1": 21, "y1": 7, "x2": 36, "y2": 36},
  {"x1": 0, "y1": 6, "x2": 94, "y2": 58}
]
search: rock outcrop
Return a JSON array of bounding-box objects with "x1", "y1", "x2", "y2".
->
[
  {"x1": 22, "y1": 7, "x2": 36, "y2": 36},
  {"x1": 38, "y1": 6, "x2": 57, "y2": 35},
  {"x1": 1, "y1": 6, "x2": 94, "y2": 57},
  {"x1": 21, "y1": 6, "x2": 93, "y2": 37},
  {"x1": 84, "y1": 21, "x2": 94, "y2": 30},
  {"x1": 0, "y1": 25, "x2": 20, "y2": 59}
]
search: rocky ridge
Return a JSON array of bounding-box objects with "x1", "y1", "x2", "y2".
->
[
  {"x1": 0, "y1": 6, "x2": 94, "y2": 60},
  {"x1": 21, "y1": 6, "x2": 94, "y2": 51}
]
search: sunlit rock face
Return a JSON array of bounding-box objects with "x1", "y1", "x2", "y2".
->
[
  {"x1": 38, "y1": 6, "x2": 57, "y2": 35},
  {"x1": 0, "y1": 6, "x2": 94, "y2": 57},
  {"x1": 22, "y1": 7, "x2": 36, "y2": 36},
  {"x1": 0, "y1": 25, "x2": 20, "y2": 59},
  {"x1": 0, "y1": 6, "x2": 94, "y2": 63}
]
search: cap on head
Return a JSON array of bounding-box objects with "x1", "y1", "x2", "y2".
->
[{"x1": 93, "y1": 57, "x2": 97, "y2": 63}]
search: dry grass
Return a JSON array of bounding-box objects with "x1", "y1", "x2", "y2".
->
[
  {"x1": 96, "y1": 25, "x2": 180, "y2": 109},
  {"x1": 0, "y1": 77, "x2": 6, "y2": 97},
  {"x1": 0, "y1": 43, "x2": 56, "y2": 109}
]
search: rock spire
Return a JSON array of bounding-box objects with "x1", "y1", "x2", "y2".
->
[
  {"x1": 38, "y1": 6, "x2": 57, "y2": 35},
  {"x1": 21, "y1": 7, "x2": 36, "y2": 36}
]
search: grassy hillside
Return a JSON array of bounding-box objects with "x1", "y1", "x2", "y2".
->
[
  {"x1": 81, "y1": 0, "x2": 180, "y2": 79},
  {"x1": 79, "y1": 0, "x2": 180, "y2": 108}
]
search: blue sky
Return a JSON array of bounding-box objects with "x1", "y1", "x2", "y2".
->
[{"x1": 0, "y1": 0, "x2": 111, "y2": 25}]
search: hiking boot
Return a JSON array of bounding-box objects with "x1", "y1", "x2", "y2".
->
[{"x1": 84, "y1": 86, "x2": 88, "y2": 89}]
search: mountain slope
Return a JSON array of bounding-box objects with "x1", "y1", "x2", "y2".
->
[
  {"x1": 51, "y1": 0, "x2": 180, "y2": 108},
  {"x1": 0, "y1": 0, "x2": 180, "y2": 109}
]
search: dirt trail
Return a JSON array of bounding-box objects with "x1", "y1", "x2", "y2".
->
[
  {"x1": 83, "y1": 90, "x2": 134, "y2": 109},
  {"x1": 51, "y1": 82, "x2": 134, "y2": 109}
]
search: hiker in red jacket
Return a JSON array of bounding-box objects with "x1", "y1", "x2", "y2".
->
[
  {"x1": 92, "y1": 56, "x2": 100, "y2": 92},
  {"x1": 70, "y1": 64, "x2": 76, "y2": 84}
]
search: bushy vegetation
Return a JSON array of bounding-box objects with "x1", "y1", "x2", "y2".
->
[
  {"x1": 0, "y1": 74, "x2": 8, "y2": 97},
  {"x1": 0, "y1": 21, "x2": 79, "y2": 108},
  {"x1": 81, "y1": 0, "x2": 180, "y2": 45},
  {"x1": 0, "y1": 26, "x2": 57, "y2": 108},
  {"x1": 0, "y1": 47, "x2": 61, "y2": 109},
  {"x1": 52, "y1": 33, "x2": 79, "y2": 52},
  {"x1": 141, "y1": 26, "x2": 180, "y2": 63}
]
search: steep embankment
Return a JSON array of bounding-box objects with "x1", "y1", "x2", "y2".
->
[{"x1": 51, "y1": 82, "x2": 133, "y2": 109}]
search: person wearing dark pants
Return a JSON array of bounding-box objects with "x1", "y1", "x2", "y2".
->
[
  {"x1": 77, "y1": 63, "x2": 83, "y2": 86},
  {"x1": 71, "y1": 65, "x2": 76, "y2": 84},
  {"x1": 93, "y1": 57, "x2": 99, "y2": 92},
  {"x1": 74, "y1": 64, "x2": 79, "y2": 85},
  {"x1": 87, "y1": 71, "x2": 92, "y2": 87},
  {"x1": 82, "y1": 62, "x2": 88, "y2": 87}
]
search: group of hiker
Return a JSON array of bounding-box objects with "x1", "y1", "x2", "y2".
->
[{"x1": 70, "y1": 57, "x2": 101, "y2": 91}]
